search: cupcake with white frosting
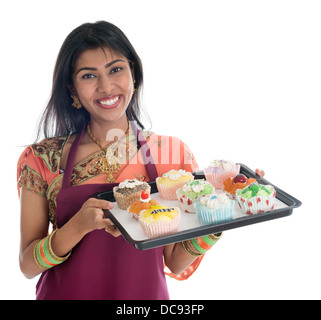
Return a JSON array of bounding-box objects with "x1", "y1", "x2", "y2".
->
[
  {"x1": 156, "y1": 169, "x2": 194, "y2": 200},
  {"x1": 195, "y1": 192, "x2": 235, "y2": 225},
  {"x1": 113, "y1": 179, "x2": 151, "y2": 210},
  {"x1": 176, "y1": 179, "x2": 214, "y2": 213},
  {"x1": 204, "y1": 160, "x2": 240, "y2": 189}
]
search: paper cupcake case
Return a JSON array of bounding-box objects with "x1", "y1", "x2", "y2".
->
[
  {"x1": 176, "y1": 191, "x2": 209, "y2": 214},
  {"x1": 156, "y1": 179, "x2": 193, "y2": 200},
  {"x1": 114, "y1": 185, "x2": 151, "y2": 210},
  {"x1": 204, "y1": 165, "x2": 240, "y2": 189},
  {"x1": 177, "y1": 193, "x2": 197, "y2": 213},
  {"x1": 236, "y1": 189, "x2": 276, "y2": 215},
  {"x1": 126, "y1": 208, "x2": 140, "y2": 220},
  {"x1": 195, "y1": 201, "x2": 235, "y2": 225},
  {"x1": 139, "y1": 214, "x2": 181, "y2": 239}
]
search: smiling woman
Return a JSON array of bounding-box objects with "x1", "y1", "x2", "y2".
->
[
  {"x1": 16, "y1": 21, "x2": 217, "y2": 300},
  {"x1": 36, "y1": 21, "x2": 144, "y2": 140},
  {"x1": 72, "y1": 48, "x2": 134, "y2": 131}
]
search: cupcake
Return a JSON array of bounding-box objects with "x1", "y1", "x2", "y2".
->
[
  {"x1": 156, "y1": 169, "x2": 194, "y2": 200},
  {"x1": 204, "y1": 160, "x2": 240, "y2": 189},
  {"x1": 236, "y1": 182, "x2": 276, "y2": 215},
  {"x1": 127, "y1": 190, "x2": 159, "y2": 220},
  {"x1": 139, "y1": 205, "x2": 181, "y2": 239},
  {"x1": 113, "y1": 179, "x2": 151, "y2": 210},
  {"x1": 176, "y1": 179, "x2": 214, "y2": 213},
  {"x1": 223, "y1": 174, "x2": 257, "y2": 199},
  {"x1": 195, "y1": 192, "x2": 234, "y2": 225}
]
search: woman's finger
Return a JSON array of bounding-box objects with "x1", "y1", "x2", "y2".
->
[
  {"x1": 255, "y1": 169, "x2": 265, "y2": 177},
  {"x1": 83, "y1": 198, "x2": 114, "y2": 210}
]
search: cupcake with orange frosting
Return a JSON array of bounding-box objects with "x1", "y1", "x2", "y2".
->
[
  {"x1": 127, "y1": 190, "x2": 159, "y2": 220},
  {"x1": 223, "y1": 174, "x2": 256, "y2": 199}
]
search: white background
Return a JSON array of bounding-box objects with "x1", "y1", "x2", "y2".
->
[{"x1": 1, "y1": 0, "x2": 320, "y2": 300}]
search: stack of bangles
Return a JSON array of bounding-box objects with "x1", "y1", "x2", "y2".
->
[
  {"x1": 182, "y1": 232, "x2": 223, "y2": 257},
  {"x1": 34, "y1": 230, "x2": 71, "y2": 270}
]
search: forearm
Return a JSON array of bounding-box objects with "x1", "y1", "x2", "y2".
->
[
  {"x1": 164, "y1": 233, "x2": 223, "y2": 275},
  {"x1": 50, "y1": 214, "x2": 87, "y2": 257},
  {"x1": 164, "y1": 242, "x2": 198, "y2": 275},
  {"x1": 20, "y1": 239, "x2": 46, "y2": 279},
  {"x1": 19, "y1": 216, "x2": 85, "y2": 279}
]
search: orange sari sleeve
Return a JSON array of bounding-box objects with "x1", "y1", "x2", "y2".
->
[{"x1": 17, "y1": 146, "x2": 48, "y2": 198}]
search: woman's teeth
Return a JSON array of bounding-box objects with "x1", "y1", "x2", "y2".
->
[{"x1": 99, "y1": 96, "x2": 120, "y2": 106}]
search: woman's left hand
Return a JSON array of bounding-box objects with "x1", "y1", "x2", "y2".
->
[{"x1": 255, "y1": 169, "x2": 265, "y2": 177}]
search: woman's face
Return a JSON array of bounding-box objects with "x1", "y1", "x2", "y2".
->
[{"x1": 72, "y1": 47, "x2": 134, "y2": 124}]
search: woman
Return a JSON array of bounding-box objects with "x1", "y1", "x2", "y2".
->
[{"x1": 17, "y1": 21, "x2": 222, "y2": 300}]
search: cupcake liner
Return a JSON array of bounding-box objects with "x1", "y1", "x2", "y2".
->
[
  {"x1": 236, "y1": 189, "x2": 276, "y2": 215},
  {"x1": 195, "y1": 201, "x2": 234, "y2": 225},
  {"x1": 156, "y1": 178, "x2": 193, "y2": 200},
  {"x1": 176, "y1": 190, "x2": 210, "y2": 213},
  {"x1": 139, "y1": 213, "x2": 181, "y2": 239},
  {"x1": 127, "y1": 207, "x2": 140, "y2": 220},
  {"x1": 204, "y1": 165, "x2": 240, "y2": 189},
  {"x1": 114, "y1": 185, "x2": 151, "y2": 210},
  {"x1": 176, "y1": 192, "x2": 197, "y2": 213}
]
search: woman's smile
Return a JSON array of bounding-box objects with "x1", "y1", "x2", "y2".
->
[{"x1": 95, "y1": 94, "x2": 122, "y2": 109}]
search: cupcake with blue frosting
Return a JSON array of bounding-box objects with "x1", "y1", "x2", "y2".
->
[{"x1": 195, "y1": 192, "x2": 234, "y2": 225}]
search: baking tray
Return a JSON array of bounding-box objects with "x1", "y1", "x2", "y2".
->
[{"x1": 94, "y1": 164, "x2": 302, "y2": 250}]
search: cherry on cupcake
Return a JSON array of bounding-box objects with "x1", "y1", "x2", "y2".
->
[
  {"x1": 233, "y1": 174, "x2": 247, "y2": 184},
  {"x1": 141, "y1": 190, "x2": 149, "y2": 200}
]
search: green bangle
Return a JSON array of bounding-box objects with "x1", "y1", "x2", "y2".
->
[
  {"x1": 191, "y1": 238, "x2": 208, "y2": 255},
  {"x1": 202, "y1": 235, "x2": 217, "y2": 246}
]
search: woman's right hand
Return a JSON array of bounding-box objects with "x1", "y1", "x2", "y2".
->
[{"x1": 73, "y1": 198, "x2": 115, "y2": 235}]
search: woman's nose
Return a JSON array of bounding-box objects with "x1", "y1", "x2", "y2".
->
[{"x1": 97, "y1": 75, "x2": 113, "y2": 94}]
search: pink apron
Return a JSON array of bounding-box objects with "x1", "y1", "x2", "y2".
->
[{"x1": 35, "y1": 124, "x2": 169, "y2": 300}]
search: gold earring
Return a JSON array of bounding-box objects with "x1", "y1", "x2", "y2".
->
[
  {"x1": 133, "y1": 80, "x2": 136, "y2": 94},
  {"x1": 71, "y1": 95, "x2": 82, "y2": 109}
]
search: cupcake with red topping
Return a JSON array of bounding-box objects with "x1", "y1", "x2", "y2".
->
[
  {"x1": 113, "y1": 179, "x2": 151, "y2": 210},
  {"x1": 223, "y1": 174, "x2": 257, "y2": 199},
  {"x1": 127, "y1": 190, "x2": 159, "y2": 220}
]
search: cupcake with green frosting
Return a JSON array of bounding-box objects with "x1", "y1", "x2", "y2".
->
[
  {"x1": 176, "y1": 179, "x2": 214, "y2": 213},
  {"x1": 236, "y1": 182, "x2": 276, "y2": 215}
]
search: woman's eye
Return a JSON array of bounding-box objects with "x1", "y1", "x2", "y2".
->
[
  {"x1": 81, "y1": 73, "x2": 95, "y2": 79},
  {"x1": 110, "y1": 67, "x2": 122, "y2": 74}
]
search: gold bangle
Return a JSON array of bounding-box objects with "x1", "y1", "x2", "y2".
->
[
  {"x1": 182, "y1": 241, "x2": 203, "y2": 257},
  {"x1": 208, "y1": 232, "x2": 223, "y2": 241},
  {"x1": 47, "y1": 230, "x2": 72, "y2": 262}
]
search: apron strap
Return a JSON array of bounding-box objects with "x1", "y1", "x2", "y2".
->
[
  {"x1": 135, "y1": 127, "x2": 159, "y2": 181},
  {"x1": 61, "y1": 123, "x2": 87, "y2": 189}
]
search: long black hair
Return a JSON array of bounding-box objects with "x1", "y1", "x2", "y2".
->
[{"x1": 37, "y1": 21, "x2": 145, "y2": 140}]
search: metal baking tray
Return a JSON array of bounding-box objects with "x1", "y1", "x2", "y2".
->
[{"x1": 94, "y1": 164, "x2": 302, "y2": 250}]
